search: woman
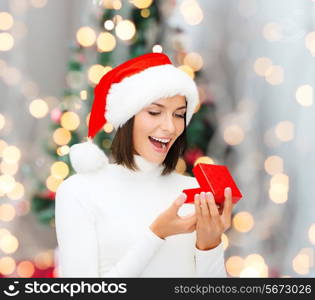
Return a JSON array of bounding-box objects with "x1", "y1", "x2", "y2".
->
[{"x1": 55, "y1": 53, "x2": 233, "y2": 277}]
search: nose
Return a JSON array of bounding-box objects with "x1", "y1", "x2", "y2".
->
[{"x1": 160, "y1": 113, "x2": 176, "y2": 134}]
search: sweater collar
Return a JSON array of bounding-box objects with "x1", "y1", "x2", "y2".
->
[{"x1": 133, "y1": 154, "x2": 164, "y2": 175}]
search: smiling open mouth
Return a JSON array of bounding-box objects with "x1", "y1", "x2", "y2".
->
[{"x1": 148, "y1": 136, "x2": 171, "y2": 152}]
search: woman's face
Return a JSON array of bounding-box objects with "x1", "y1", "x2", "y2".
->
[{"x1": 133, "y1": 95, "x2": 187, "y2": 164}]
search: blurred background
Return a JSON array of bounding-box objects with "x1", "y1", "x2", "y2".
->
[{"x1": 0, "y1": 0, "x2": 314, "y2": 278}]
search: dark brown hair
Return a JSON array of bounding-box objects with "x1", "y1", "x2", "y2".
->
[{"x1": 110, "y1": 114, "x2": 187, "y2": 176}]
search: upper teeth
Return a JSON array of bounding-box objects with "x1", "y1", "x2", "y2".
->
[{"x1": 151, "y1": 136, "x2": 170, "y2": 143}]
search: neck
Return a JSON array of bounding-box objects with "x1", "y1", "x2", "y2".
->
[{"x1": 133, "y1": 154, "x2": 164, "y2": 175}]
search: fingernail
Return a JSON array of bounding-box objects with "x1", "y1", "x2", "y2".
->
[
  {"x1": 177, "y1": 193, "x2": 186, "y2": 205},
  {"x1": 225, "y1": 187, "x2": 231, "y2": 194},
  {"x1": 194, "y1": 194, "x2": 200, "y2": 203}
]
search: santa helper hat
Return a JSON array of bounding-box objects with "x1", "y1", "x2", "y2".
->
[{"x1": 69, "y1": 52, "x2": 199, "y2": 173}]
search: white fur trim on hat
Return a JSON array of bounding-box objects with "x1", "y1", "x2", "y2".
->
[
  {"x1": 106, "y1": 64, "x2": 199, "y2": 128},
  {"x1": 69, "y1": 139, "x2": 108, "y2": 173}
]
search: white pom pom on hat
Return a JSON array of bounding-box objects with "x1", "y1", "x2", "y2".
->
[
  {"x1": 69, "y1": 52, "x2": 200, "y2": 174},
  {"x1": 69, "y1": 138, "x2": 108, "y2": 174}
]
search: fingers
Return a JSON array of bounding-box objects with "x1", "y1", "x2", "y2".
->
[
  {"x1": 200, "y1": 192, "x2": 210, "y2": 217},
  {"x1": 205, "y1": 192, "x2": 220, "y2": 219},
  {"x1": 222, "y1": 187, "x2": 233, "y2": 220},
  {"x1": 170, "y1": 193, "x2": 186, "y2": 214},
  {"x1": 194, "y1": 192, "x2": 220, "y2": 220},
  {"x1": 194, "y1": 193, "x2": 202, "y2": 219}
]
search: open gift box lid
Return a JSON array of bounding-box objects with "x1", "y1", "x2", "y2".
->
[{"x1": 182, "y1": 163, "x2": 243, "y2": 205}]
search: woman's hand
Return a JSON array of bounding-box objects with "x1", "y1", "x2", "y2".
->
[
  {"x1": 150, "y1": 193, "x2": 196, "y2": 239},
  {"x1": 194, "y1": 187, "x2": 233, "y2": 250}
]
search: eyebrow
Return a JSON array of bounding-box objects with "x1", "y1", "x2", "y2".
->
[{"x1": 151, "y1": 102, "x2": 187, "y2": 110}]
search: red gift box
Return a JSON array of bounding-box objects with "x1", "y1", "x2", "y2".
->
[{"x1": 183, "y1": 163, "x2": 242, "y2": 204}]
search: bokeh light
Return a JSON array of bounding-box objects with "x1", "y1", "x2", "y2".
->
[
  {"x1": 46, "y1": 175, "x2": 63, "y2": 192},
  {"x1": 103, "y1": 0, "x2": 121, "y2": 9},
  {"x1": 0, "y1": 161, "x2": 19, "y2": 176},
  {"x1": 115, "y1": 20, "x2": 136, "y2": 40},
  {"x1": 56, "y1": 145, "x2": 70, "y2": 156},
  {"x1": 254, "y1": 57, "x2": 273, "y2": 76},
  {"x1": 6, "y1": 182, "x2": 24, "y2": 200},
  {"x1": 180, "y1": 0, "x2": 203, "y2": 25},
  {"x1": 305, "y1": 32, "x2": 315, "y2": 56},
  {"x1": 265, "y1": 65, "x2": 284, "y2": 85},
  {"x1": 241, "y1": 254, "x2": 268, "y2": 277},
  {"x1": 296, "y1": 85, "x2": 313, "y2": 107},
  {"x1": 233, "y1": 211, "x2": 254, "y2": 232},
  {"x1": 103, "y1": 123, "x2": 114, "y2": 133},
  {"x1": 140, "y1": 8, "x2": 150, "y2": 18},
  {"x1": 0, "y1": 32, "x2": 14, "y2": 51},
  {"x1": 112, "y1": 0, "x2": 122, "y2": 10},
  {"x1": 104, "y1": 20, "x2": 114, "y2": 30},
  {"x1": 0, "y1": 175, "x2": 16, "y2": 194},
  {"x1": 102, "y1": 139, "x2": 112, "y2": 149},
  {"x1": 184, "y1": 52, "x2": 203, "y2": 71},
  {"x1": 97, "y1": 32, "x2": 116, "y2": 52},
  {"x1": 308, "y1": 224, "x2": 315, "y2": 245},
  {"x1": 0, "y1": 233, "x2": 18, "y2": 254},
  {"x1": 16, "y1": 200, "x2": 30, "y2": 216},
  {"x1": 51, "y1": 161, "x2": 69, "y2": 179},
  {"x1": 80, "y1": 90, "x2": 87, "y2": 100},
  {"x1": 269, "y1": 173, "x2": 289, "y2": 204},
  {"x1": 223, "y1": 125, "x2": 245, "y2": 145},
  {"x1": 194, "y1": 156, "x2": 214, "y2": 166},
  {"x1": 0, "y1": 203, "x2": 16, "y2": 222},
  {"x1": 0, "y1": 12, "x2": 14, "y2": 30},
  {"x1": 53, "y1": 128, "x2": 71, "y2": 146},
  {"x1": 61, "y1": 112, "x2": 80, "y2": 131},
  {"x1": 129, "y1": 0, "x2": 153, "y2": 9},
  {"x1": 225, "y1": 256, "x2": 244, "y2": 277},
  {"x1": 17, "y1": 261, "x2": 35, "y2": 277},
  {"x1": 0, "y1": 113, "x2": 5, "y2": 130},
  {"x1": 292, "y1": 248, "x2": 313, "y2": 275},
  {"x1": 29, "y1": 99, "x2": 49, "y2": 119},
  {"x1": 275, "y1": 121, "x2": 294, "y2": 142},
  {"x1": 34, "y1": 250, "x2": 54, "y2": 269},
  {"x1": 88, "y1": 64, "x2": 112, "y2": 85},
  {"x1": 264, "y1": 155, "x2": 284, "y2": 175},
  {"x1": 2, "y1": 146, "x2": 21, "y2": 164},
  {"x1": 0, "y1": 256, "x2": 16, "y2": 276},
  {"x1": 113, "y1": 15, "x2": 123, "y2": 24},
  {"x1": 76, "y1": 26, "x2": 96, "y2": 47},
  {"x1": 0, "y1": 140, "x2": 8, "y2": 159}
]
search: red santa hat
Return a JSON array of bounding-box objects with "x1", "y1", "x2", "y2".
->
[{"x1": 70, "y1": 52, "x2": 199, "y2": 173}]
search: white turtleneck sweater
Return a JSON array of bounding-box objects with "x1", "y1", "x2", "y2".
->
[{"x1": 55, "y1": 155, "x2": 227, "y2": 277}]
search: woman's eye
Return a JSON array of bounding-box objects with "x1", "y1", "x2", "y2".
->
[{"x1": 148, "y1": 111, "x2": 185, "y2": 118}]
